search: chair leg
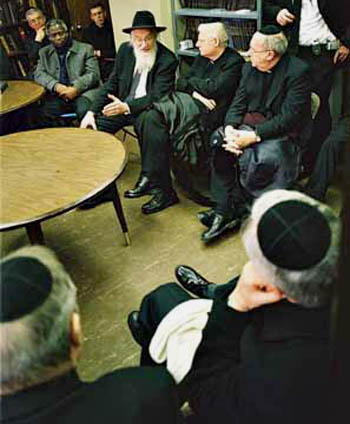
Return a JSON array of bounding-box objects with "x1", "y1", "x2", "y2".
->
[
  {"x1": 109, "y1": 183, "x2": 131, "y2": 246},
  {"x1": 26, "y1": 222, "x2": 45, "y2": 245}
]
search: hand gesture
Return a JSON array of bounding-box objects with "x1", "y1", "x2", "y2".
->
[
  {"x1": 276, "y1": 8, "x2": 295, "y2": 26},
  {"x1": 192, "y1": 91, "x2": 216, "y2": 110},
  {"x1": 35, "y1": 26, "x2": 46, "y2": 43},
  {"x1": 80, "y1": 111, "x2": 97, "y2": 130},
  {"x1": 102, "y1": 94, "x2": 129, "y2": 116}
]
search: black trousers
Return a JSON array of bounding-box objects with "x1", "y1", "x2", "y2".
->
[
  {"x1": 305, "y1": 115, "x2": 349, "y2": 201},
  {"x1": 297, "y1": 48, "x2": 337, "y2": 172},
  {"x1": 40, "y1": 93, "x2": 91, "y2": 122}
]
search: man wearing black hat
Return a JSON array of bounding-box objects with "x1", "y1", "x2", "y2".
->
[
  {"x1": 263, "y1": 0, "x2": 350, "y2": 174},
  {"x1": 197, "y1": 26, "x2": 311, "y2": 243},
  {"x1": 80, "y1": 10, "x2": 178, "y2": 209},
  {"x1": 0, "y1": 246, "x2": 181, "y2": 423},
  {"x1": 127, "y1": 189, "x2": 340, "y2": 424}
]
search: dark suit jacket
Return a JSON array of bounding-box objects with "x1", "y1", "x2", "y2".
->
[
  {"x1": 91, "y1": 41, "x2": 178, "y2": 115},
  {"x1": 1, "y1": 367, "x2": 182, "y2": 424},
  {"x1": 224, "y1": 54, "x2": 311, "y2": 145},
  {"x1": 263, "y1": 0, "x2": 350, "y2": 52}
]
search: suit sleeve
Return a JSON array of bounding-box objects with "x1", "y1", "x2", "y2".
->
[
  {"x1": 127, "y1": 52, "x2": 178, "y2": 115},
  {"x1": 34, "y1": 49, "x2": 59, "y2": 92},
  {"x1": 263, "y1": 0, "x2": 284, "y2": 23},
  {"x1": 224, "y1": 64, "x2": 250, "y2": 127},
  {"x1": 255, "y1": 65, "x2": 311, "y2": 139},
  {"x1": 72, "y1": 44, "x2": 100, "y2": 94}
]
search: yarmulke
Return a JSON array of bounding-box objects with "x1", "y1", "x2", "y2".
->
[
  {"x1": 260, "y1": 25, "x2": 282, "y2": 35},
  {"x1": 257, "y1": 200, "x2": 331, "y2": 270},
  {"x1": 1, "y1": 257, "x2": 53, "y2": 323}
]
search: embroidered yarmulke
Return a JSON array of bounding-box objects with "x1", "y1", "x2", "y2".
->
[
  {"x1": 0, "y1": 257, "x2": 53, "y2": 322},
  {"x1": 257, "y1": 200, "x2": 331, "y2": 270},
  {"x1": 259, "y1": 25, "x2": 283, "y2": 35}
]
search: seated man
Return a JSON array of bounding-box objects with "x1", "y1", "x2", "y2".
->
[
  {"x1": 0, "y1": 246, "x2": 181, "y2": 423},
  {"x1": 124, "y1": 22, "x2": 244, "y2": 214},
  {"x1": 24, "y1": 8, "x2": 50, "y2": 72},
  {"x1": 80, "y1": 10, "x2": 178, "y2": 209},
  {"x1": 34, "y1": 19, "x2": 100, "y2": 124},
  {"x1": 82, "y1": 2, "x2": 116, "y2": 81},
  {"x1": 200, "y1": 25, "x2": 311, "y2": 243},
  {"x1": 128, "y1": 189, "x2": 340, "y2": 424}
]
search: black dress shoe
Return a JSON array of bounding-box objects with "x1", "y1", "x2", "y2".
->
[
  {"x1": 197, "y1": 209, "x2": 215, "y2": 227},
  {"x1": 175, "y1": 265, "x2": 216, "y2": 299},
  {"x1": 141, "y1": 190, "x2": 179, "y2": 214},
  {"x1": 127, "y1": 311, "x2": 148, "y2": 347},
  {"x1": 201, "y1": 213, "x2": 242, "y2": 243},
  {"x1": 124, "y1": 176, "x2": 156, "y2": 199}
]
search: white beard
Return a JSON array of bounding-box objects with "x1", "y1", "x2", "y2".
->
[{"x1": 132, "y1": 43, "x2": 157, "y2": 74}]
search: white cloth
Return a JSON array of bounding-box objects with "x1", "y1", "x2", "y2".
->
[
  {"x1": 134, "y1": 69, "x2": 148, "y2": 99},
  {"x1": 149, "y1": 298, "x2": 213, "y2": 384},
  {"x1": 299, "y1": 0, "x2": 336, "y2": 46}
]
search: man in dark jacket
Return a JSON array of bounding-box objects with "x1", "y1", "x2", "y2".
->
[
  {"x1": 80, "y1": 10, "x2": 178, "y2": 209},
  {"x1": 0, "y1": 246, "x2": 182, "y2": 424},
  {"x1": 197, "y1": 26, "x2": 311, "y2": 243},
  {"x1": 128, "y1": 189, "x2": 340, "y2": 424},
  {"x1": 123, "y1": 22, "x2": 244, "y2": 215},
  {"x1": 263, "y1": 0, "x2": 350, "y2": 173},
  {"x1": 82, "y1": 2, "x2": 116, "y2": 81}
]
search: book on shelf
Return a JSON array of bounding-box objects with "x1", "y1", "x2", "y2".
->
[{"x1": 0, "y1": 35, "x2": 10, "y2": 54}]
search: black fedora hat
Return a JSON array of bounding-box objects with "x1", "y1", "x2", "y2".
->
[{"x1": 123, "y1": 10, "x2": 166, "y2": 34}]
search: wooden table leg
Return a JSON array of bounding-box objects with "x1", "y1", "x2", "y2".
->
[
  {"x1": 109, "y1": 183, "x2": 131, "y2": 246},
  {"x1": 26, "y1": 222, "x2": 45, "y2": 245}
]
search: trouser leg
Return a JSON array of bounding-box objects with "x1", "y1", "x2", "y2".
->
[
  {"x1": 141, "y1": 109, "x2": 173, "y2": 193},
  {"x1": 74, "y1": 96, "x2": 91, "y2": 121},
  {"x1": 210, "y1": 128, "x2": 246, "y2": 217},
  {"x1": 95, "y1": 113, "x2": 134, "y2": 134}
]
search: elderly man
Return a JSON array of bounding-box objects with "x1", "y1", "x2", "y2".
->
[
  {"x1": 122, "y1": 22, "x2": 244, "y2": 214},
  {"x1": 128, "y1": 189, "x2": 340, "y2": 424},
  {"x1": 24, "y1": 8, "x2": 50, "y2": 71},
  {"x1": 197, "y1": 26, "x2": 311, "y2": 243},
  {"x1": 263, "y1": 0, "x2": 350, "y2": 174},
  {"x1": 82, "y1": 2, "x2": 116, "y2": 81},
  {"x1": 34, "y1": 19, "x2": 100, "y2": 123},
  {"x1": 0, "y1": 246, "x2": 181, "y2": 423},
  {"x1": 80, "y1": 10, "x2": 178, "y2": 209}
]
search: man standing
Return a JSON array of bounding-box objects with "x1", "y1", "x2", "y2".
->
[
  {"x1": 82, "y1": 2, "x2": 116, "y2": 81},
  {"x1": 263, "y1": 0, "x2": 350, "y2": 173},
  {"x1": 128, "y1": 189, "x2": 340, "y2": 424},
  {"x1": 24, "y1": 8, "x2": 50, "y2": 71},
  {"x1": 198, "y1": 26, "x2": 311, "y2": 243},
  {"x1": 80, "y1": 10, "x2": 178, "y2": 209},
  {"x1": 34, "y1": 19, "x2": 100, "y2": 123},
  {"x1": 123, "y1": 22, "x2": 244, "y2": 215},
  {"x1": 0, "y1": 246, "x2": 181, "y2": 423}
]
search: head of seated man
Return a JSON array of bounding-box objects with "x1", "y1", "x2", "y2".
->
[
  {"x1": 196, "y1": 22, "x2": 229, "y2": 60},
  {"x1": 249, "y1": 27, "x2": 288, "y2": 72},
  {"x1": 89, "y1": 2, "x2": 107, "y2": 29},
  {"x1": 46, "y1": 19, "x2": 69, "y2": 49},
  {"x1": 25, "y1": 7, "x2": 46, "y2": 34}
]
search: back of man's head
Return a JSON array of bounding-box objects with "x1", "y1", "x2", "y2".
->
[
  {"x1": 0, "y1": 246, "x2": 77, "y2": 394},
  {"x1": 242, "y1": 190, "x2": 340, "y2": 308}
]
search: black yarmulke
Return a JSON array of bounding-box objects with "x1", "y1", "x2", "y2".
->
[
  {"x1": 257, "y1": 201, "x2": 331, "y2": 270},
  {"x1": 260, "y1": 25, "x2": 282, "y2": 35},
  {"x1": 1, "y1": 257, "x2": 53, "y2": 323}
]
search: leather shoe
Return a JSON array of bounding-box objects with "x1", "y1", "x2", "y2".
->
[
  {"x1": 141, "y1": 190, "x2": 179, "y2": 214},
  {"x1": 127, "y1": 311, "x2": 148, "y2": 347},
  {"x1": 197, "y1": 209, "x2": 215, "y2": 227},
  {"x1": 124, "y1": 176, "x2": 156, "y2": 199},
  {"x1": 201, "y1": 213, "x2": 242, "y2": 243},
  {"x1": 175, "y1": 265, "x2": 216, "y2": 299}
]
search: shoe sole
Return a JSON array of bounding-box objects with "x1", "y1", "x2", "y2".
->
[
  {"x1": 201, "y1": 218, "x2": 241, "y2": 243},
  {"x1": 142, "y1": 198, "x2": 179, "y2": 215}
]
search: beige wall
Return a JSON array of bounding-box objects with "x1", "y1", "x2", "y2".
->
[{"x1": 108, "y1": 0, "x2": 175, "y2": 51}]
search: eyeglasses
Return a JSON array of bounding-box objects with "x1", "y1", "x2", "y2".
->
[
  {"x1": 197, "y1": 37, "x2": 214, "y2": 44},
  {"x1": 132, "y1": 35, "x2": 155, "y2": 45},
  {"x1": 249, "y1": 47, "x2": 271, "y2": 54},
  {"x1": 49, "y1": 30, "x2": 66, "y2": 39}
]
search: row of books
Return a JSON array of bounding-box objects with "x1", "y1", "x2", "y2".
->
[
  {"x1": 0, "y1": 1, "x2": 19, "y2": 26},
  {"x1": 0, "y1": 32, "x2": 27, "y2": 76}
]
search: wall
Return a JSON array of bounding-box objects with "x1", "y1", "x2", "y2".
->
[{"x1": 108, "y1": 0, "x2": 175, "y2": 51}]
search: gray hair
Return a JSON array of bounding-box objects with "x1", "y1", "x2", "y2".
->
[
  {"x1": 198, "y1": 22, "x2": 229, "y2": 47},
  {"x1": 259, "y1": 31, "x2": 288, "y2": 56},
  {"x1": 45, "y1": 19, "x2": 68, "y2": 36},
  {"x1": 241, "y1": 190, "x2": 340, "y2": 308},
  {"x1": 25, "y1": 8, "x2": 45, "y2": 20},
  {"x1": 0, "y1": 246, "x2": 77, "y2": 393}
]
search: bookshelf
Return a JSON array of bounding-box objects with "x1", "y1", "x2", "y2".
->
[{"x1": 0, "y1": 0, "x2": 70, "y2": 78}]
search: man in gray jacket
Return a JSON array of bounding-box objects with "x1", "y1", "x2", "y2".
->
[{"x1": 34, "y1": 19, "x2": 100, "y2": 123}]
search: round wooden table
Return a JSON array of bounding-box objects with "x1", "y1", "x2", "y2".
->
[
  {"x1": 0, "y1": 128, "x2": 130, "y2": 245},
  {"x1": 0, "y1": 80, "x2": 45, "y2": 115}
]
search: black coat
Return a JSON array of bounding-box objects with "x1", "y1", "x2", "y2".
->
[
  {"x1": 81, "y1": 20, "x2": 116, "y2": 59},
  {"x1": 184, "y1": 286, "x2": 332, "y2": 424},
  {"x1": 1, "y1": 367, "x2": 182, "y2": 424},
  {"x1": 263, "y1": 0, "x2": 350, "y2": 51},
  {"x1": 91, "y1": 41, "x2": 178, "y2": 115},
  {"x1": 224, "y1": 54, "x2": 311, "y2": 146}
]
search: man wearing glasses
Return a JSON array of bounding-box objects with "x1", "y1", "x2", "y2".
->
[{"x1": 198, "y1": 26, "x2": 311, "y2": 243}]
